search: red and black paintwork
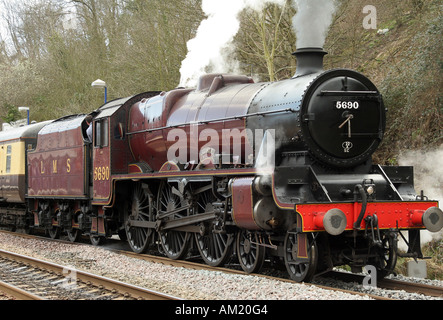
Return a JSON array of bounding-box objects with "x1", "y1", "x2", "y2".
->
[
  {"x1": 128, "y1": 74, "x2": 257, "y2": 172},
  {"x1": 0, "y1": 48, "x2": 441, "y2": 283},
  {"x1": 27, "y1": 115, "x2": 89, "y2": 199},
  {"x1": 24, "y1": 115, "x2": 91, "y2": 234}
]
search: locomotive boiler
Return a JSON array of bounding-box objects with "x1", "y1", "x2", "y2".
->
[{"x1": 0, "y1": 47, "x2": 441, "y2": 283}]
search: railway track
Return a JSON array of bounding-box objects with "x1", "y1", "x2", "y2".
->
[
  {"x1": 124, "y1": 249, "x2": 442, "y2": 299},
  {"x1": 322, "y1": 271, "x2": 443, "y2": 298},
  {"x1": 0, "y1": 279, "x2": 45, "y2": 300},
  {"x1": 115, "y1": 248, "x2": 394, "y2": 300},
  {"x1": 379, "y1": 278, "x2": 443, "y2": 297},
  {"x1": 1, "y1": 230, "x2": 442, "y2": 300},
  {"x1": 0, "y1": 248, "x2": 180, "y2": 300}
]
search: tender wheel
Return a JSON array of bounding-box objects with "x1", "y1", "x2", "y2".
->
[
  {"x1": 47, "y1": 226, "x2": 60, "y2": 239},
  {"x1": 157, "y1": 181, "x2": 191, "y2": 260},
  {"x1": 194, "y1": 189, "x2": 233, "y2": 267},
  {"x1": 90, "y1": 235, "x2": 106, "y2": 246},
  {"x1": 125, "y1": 183, "x2": 154, "y2": 254},
  {"x1": 236, "y1": 230, "x2": 265, "y2": 273},
  {"x1": 284, "y1": 231, "x2": 318, "y2": 282},
  {"x1": 67, "y1": 228, "x2": 80, "y2": 242},
  {"x1": 47, "y1": 210, "x2": 60, "y2": 239}
]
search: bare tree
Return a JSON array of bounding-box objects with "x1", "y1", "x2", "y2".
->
[{"x1": 234, "y1": 1, "x2": 296, "y2": 82}]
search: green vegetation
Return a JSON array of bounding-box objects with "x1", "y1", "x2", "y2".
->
[
  {"x1": 396, "y1": 239, "x2": 443, "y2": 280},
  {"x1": 0, "y1": 0, "x2": 204, "y2": 121}
]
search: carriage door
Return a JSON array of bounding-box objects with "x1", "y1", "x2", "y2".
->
[
  {"x1": 0, "y1": 144, "x2": 4, "y2": 200},
  {"x1": 92, "y1": 117, "x2": 112, "y2": 204}
]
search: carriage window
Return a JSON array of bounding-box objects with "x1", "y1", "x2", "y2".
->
[
  {"x1": 5, "y1": 145, "x2": 11, "y2": 173},
  {"x1": 94, "y1": 119, "x2": 109, "y2": 148}
]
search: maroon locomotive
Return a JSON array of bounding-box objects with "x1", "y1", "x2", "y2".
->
[{"x1": 0, "y1": 48, "x2": 441, "y2": 282}]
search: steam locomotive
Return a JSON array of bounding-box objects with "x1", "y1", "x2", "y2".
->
[{"x1": 0, "y1": 47, "x2": 441, "y2": 282}]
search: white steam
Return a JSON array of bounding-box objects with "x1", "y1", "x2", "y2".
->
[
  {"x1": 398, "y1": 146, "x2": 443, "y2": 207},
  {"x1": 179, "y1": 0, "x2": 338, "y2": 88},
  {"x1": 179, "y1": 0, "x2": 286, "y2": 88},
  {"x1": 398, "y1": 146, "x2": 443, "y2": 245},
  {"x1": 179, "y1": 1, "x2": 243, "y2": 88},
  {"x1": 292, "y1": 0, "x2": 337, "y2": 48}
]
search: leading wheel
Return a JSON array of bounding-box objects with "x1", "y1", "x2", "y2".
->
[
  {"x1": 194, "y1": 189, "x2": 233, "y2": 267},
  {"x1": 236, "y1": 230, "x2": 265, "y2": 273},
  {"x1": 157, "y1": 181, "x2": 191, "y2": 260},
  {"x1": 284, "y1": 231, "x2": 318, "y2": 282},
  {"x1": 125, "y1": 183, "x2": 154, "y2": 254}
]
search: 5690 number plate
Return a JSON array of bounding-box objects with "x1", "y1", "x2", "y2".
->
[{"x1": 335, "y1": 101, "x2": 359, "y2": 109}]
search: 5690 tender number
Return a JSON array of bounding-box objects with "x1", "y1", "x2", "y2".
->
[
  {"x1": 336, "y1": 101, "x2": 359, "y2": 109},
  {"x1": 94, "y1": 166, "x2": 110, "y2": 181}
]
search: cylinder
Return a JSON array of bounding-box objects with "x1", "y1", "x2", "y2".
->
[{"x1": 232, "y1": 177, "x2": 283, "y2": 231}]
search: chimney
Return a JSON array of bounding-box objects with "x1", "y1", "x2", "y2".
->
[{"x1": 292, "y1": 47, "x2": 327, "y2": 77}]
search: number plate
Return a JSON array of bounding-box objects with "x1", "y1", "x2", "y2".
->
[{"x1": 335, "y1": 101, "x2": 360, "y2": 109}]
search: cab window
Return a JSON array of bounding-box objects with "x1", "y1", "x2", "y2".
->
[{"x1": 94, "y1": 119, "x2": 109, "y2": 148}]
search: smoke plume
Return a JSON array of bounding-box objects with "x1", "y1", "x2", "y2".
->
[
  {"x1": 292, "y1": 0, "x2": 337, "y2": 48},
  {"x1": 179, "y1": 0, "x2": 338, "y2": 87},
  {"x1": 179, "y1": 0, "x2": 286, "y2": 88}
]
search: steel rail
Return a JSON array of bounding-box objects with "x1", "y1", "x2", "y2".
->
[
  {"x1": 116, "y1": 250, "x2": 391, "y2": 300},
  {"x1": 0, "y1": 230, "x2": 388, "y2": 300},
  {"x1": 0, "y1": 249, "x2": 180, "y2": 300},
  {"x1": 378, "y1": 278, "x2": 443, "y2": 297},
  {"x1": 325, "y1": 271, "x2": 443, "y2": 298},
  {"x1": 4, "y1": 230, "x2": 440, "y2": 300},
  {"x1": 0, "y1": 279, "x2": 46, "y2": 300}
]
